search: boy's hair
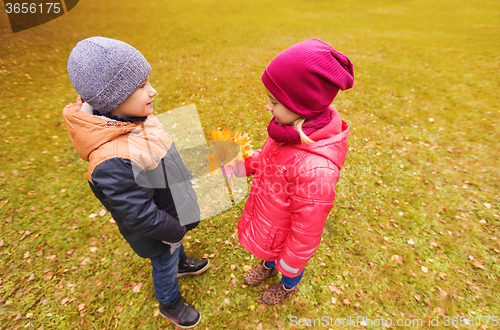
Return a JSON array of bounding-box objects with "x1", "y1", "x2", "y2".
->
[{"x1": 67, "y1": 36, "x2": 151, "y2": 115}]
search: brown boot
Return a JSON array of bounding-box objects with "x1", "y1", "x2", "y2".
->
[
  {"x1": 244, "y1": 260, "x2": 279, "y2": 286},
  {"x1": 262, "y1": 282, "x2": 299, "y2": 305}
]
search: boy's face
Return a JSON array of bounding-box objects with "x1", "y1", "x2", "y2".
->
[
  {"x1": 265, "y1": 87, "x2": 300, "y2": 126},
  {"x1": 110, "y1": 75, "x2": 157, "y2": 119}
]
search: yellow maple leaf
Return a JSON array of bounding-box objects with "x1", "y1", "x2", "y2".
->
[{"x1": 206, "y1": 127, "x2": 254, "y2": 173}]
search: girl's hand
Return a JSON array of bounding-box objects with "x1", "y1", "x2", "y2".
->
[{"x1": 220, "y1": 160, "x2": 246, "y2": 178}]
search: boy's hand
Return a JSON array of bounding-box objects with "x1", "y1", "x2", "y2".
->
[{"x1": 162, "y1": 239, "x2": 183, "y2": 254}]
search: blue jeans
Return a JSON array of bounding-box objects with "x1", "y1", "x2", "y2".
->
[
  {"x1": 265, "y1": 261, "x2": 305, "y2": 289},
  {"x1": 150, "y1": 243, "x2": 186, "y2": 304}
]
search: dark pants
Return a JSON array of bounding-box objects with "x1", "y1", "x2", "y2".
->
[
  {"x1": 265, "y1": 260, "x2": 305, "y2": 289},
  {"x1": 150, "y1": 244, "x2": 186, "y2": 304}
]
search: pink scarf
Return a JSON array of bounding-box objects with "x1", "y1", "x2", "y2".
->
[{"x1": 267, "y1": 108, "x2": 331, "y2": 143}]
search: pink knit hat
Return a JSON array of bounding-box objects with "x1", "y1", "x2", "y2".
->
[{"x1": 262, "y1": 39, "x2": 354, "y2": 120}]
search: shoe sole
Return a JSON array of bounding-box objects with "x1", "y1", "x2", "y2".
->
[
  {"x1": 176, "y1": 260, "x2": 210, "y2": 278},
  {"x1": 159, "y1": 310, "x2": 202, "y2": 329}
]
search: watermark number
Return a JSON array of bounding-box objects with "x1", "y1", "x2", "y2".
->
[{"x1": 5, "y1": 2, "x2": 61, "y2": 14}]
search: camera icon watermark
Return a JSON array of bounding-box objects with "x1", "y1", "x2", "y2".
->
[{"x1": 127, "y1": 104, "x2": 249, "y2": 226}]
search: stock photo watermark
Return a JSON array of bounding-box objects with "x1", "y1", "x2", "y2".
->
[
  {"x1": 3, "y1": 0, "x2": 79, "y2": 33},
  {"x1": 290, "y1": 315, "x2": 499, "y2": 328}
]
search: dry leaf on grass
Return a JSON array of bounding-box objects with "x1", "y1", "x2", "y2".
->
[
  {"x1": 437, "y1": 286, "x2": 448, "y2": 297},
  {"x1": 133, "y1": 283, "x2": 143, "y2": 293},
  {"x1": 42, "y1": 272, "x2": 54, "y2": 280},
  {"x1": 328, "y1": 284, "x2": 343, "y2": 295},
  {"x1": 474, "y1": 259, "x2": 485, "y2": 269}
]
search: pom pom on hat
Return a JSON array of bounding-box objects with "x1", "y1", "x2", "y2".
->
[{"x1": 262, "y1": 39, "x2": 354, "y2": 120}]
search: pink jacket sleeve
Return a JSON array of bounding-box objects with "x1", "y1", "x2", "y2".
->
[
  {"x1": 244, "y1": 149, "x2": 262, "y2": 176},
  {"x1": 276, "y1": 166, "x2": 339, "y2": 278}
]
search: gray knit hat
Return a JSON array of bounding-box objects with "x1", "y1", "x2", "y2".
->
[{"x1": 67, "y1": 36, "x2": 151, "y2": 114}]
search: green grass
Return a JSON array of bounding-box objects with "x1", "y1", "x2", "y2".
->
[{"x1": 0, "y1": 0, "x2": 499, "y2": 329}]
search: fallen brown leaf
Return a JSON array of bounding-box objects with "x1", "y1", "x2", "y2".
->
[
  {"x1": 42, "y1": 272, "x2": 54, "y2": 280},
  {"x1": 473, "y1": 259, "x2": 485, "y2": 269}
]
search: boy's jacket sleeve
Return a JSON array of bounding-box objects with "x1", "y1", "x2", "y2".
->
[{"x1": 91, "y1": 158, "x2": 186, "y2": 243}]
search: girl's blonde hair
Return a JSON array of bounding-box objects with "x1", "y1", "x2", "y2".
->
[{"x1": 293, "y1": 118, "x2": 315, "y2": 145}]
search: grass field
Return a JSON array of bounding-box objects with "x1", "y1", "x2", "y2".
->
[{"x1": 0, "y1": 0, "x2": 499, "y2": 329}]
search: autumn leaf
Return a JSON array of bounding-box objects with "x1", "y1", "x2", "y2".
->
[
  {"x1": 96, "y1": 306, "x2": 105, "y2": 313},
  {"x1": 473, "y1": 259, "x2": 485, "y2": 269},
  {"x1": 343, "y1": 298, "x2": 350, "y2": 305},
  {"x1": 133, "y1": 283, "x2": 143, "y2": 293},
  {"x1": 391, "y1": 255, "x2": 403, "y2": 264},
  {"x1": 433, "y1": 307, "x2": 445, "y2": 316},
  {"x1": 328, "y1": 284, "x2": 343, "y2": 295},
  {"x1": 206, "y1": 127, "x2": 254, "y2": 173},
  {"x1": 42, "y1": 272, "x2": 54, "y2": 280},
  {"x1": 437, "y1": 286, "x2": 448, "y2": 297},
  {"x1": 414, "y1": 294, "x2": 421, "y2": 301}
]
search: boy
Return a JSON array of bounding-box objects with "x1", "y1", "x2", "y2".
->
[{"x1": 63, "y1": 36, "x2": 207, "y2": 328}]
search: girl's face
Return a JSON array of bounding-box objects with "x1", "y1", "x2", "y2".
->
[
  {"x1": 265, "y1": 87, "x2": 300, "y2": 126},
  {"x1": 110, "y1": 75, "x2": 157, "y2": 119}
]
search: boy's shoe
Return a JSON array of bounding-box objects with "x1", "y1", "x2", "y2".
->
[
  {"x1": 244, "y1": 260, "x2": 279, "y2": 286},
  {"x1": 159, "y1": 294, "x2": 201, "y2": 328},
  {"x1": 262, "y1": 282, "x2": 299, "y2": 305},
  {"x1": 177, "y1": 256, "x2": 210, "y2": 278}
]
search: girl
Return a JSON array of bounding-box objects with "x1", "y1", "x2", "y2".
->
[{"x1": 237, "y1": 39, "x2": 353, "y2": 305}]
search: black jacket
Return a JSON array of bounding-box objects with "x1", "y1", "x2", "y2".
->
[{"x1": 63, "y1": 99, "x2": 199, "y2": 258}]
